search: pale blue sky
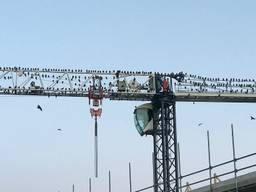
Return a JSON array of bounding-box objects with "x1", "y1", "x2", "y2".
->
[{"x1": 1, "y1": 1, "x2": 256, "y2": 192}]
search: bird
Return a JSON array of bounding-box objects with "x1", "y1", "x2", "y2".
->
[
  {"x1": 198, "y1": 123, "x2": 203, "y2": 126},
  {"x1": 250, "y1": 116, "x2": 255, "y2": 120},
  {"x1": 37, "y1": 104, "x2": 43, "y2": 111},
  {"x1": 57, "y1": 128, "x2": 62, "y2": 131}
]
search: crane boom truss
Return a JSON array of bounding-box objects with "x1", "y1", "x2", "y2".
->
[
  {"x1": 0, "y1": 67, "x2": 159, "y2": 99},
  {"x1": 1, "y1": 67, "x2": 256, "y2": 103}
]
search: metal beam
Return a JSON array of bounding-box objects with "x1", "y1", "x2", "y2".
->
[{"x1": 152, "y1": 97, "x2": 179, "y2": 192}]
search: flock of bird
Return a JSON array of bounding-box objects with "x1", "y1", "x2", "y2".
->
[
  {"x1": 37, "y1": 103, "x2": 256, "y2": 131},
  {"x1": 197, "y1": 115, "x2": 256, "y2": 128},
  {"x1": 36, "y1": 104, "x2": 62, "y2": 131}
]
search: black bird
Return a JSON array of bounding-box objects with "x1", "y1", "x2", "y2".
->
[
  {"x1": 250, "y1": 116, "x2": 255, "y2": 120},
  {"x1": 198, "y1": 123, "x2": 203, "y2": 126},
  {"x1": 57, "y1": 128, "x2": 62, "y2": 131},
  {"x1": 37, "y1": 104, "x2": 43, "y2": 111}
]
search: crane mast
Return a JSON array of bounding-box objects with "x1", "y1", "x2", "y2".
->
[{"x1": 1, "y1": 66, "x2": 256, "y2": 192}]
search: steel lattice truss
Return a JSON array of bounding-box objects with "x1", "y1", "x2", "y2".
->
[
  {"x1": 153, "y1": 101, "x2": 178, "y2": 192},
  {"x1": 175, "y1": 74, "x2": 256, "y2": 103},
  {"x1": 0, "y1": 67, "x2": 171, "y2": 100},
  {"x1": 1, "y1": 67, "x2": 256, "y2": 103}
]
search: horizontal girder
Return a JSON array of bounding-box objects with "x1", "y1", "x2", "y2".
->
[
  {"x1": 174, "y1": 92, "x2": 256, "y2": 103},
  {"x1": 1, "y1": 66, "x2": 256, "y2": 103}
]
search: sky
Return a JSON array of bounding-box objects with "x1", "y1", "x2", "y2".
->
[{"x1": 0, "y1": 0, "x2": 256, "y2": 192}]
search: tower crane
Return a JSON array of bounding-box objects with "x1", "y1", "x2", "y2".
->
[{"x1": 1, "y1": 66, "x2": 256, "y2": 192}]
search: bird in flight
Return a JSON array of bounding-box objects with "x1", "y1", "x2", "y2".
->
[
  {"x1": 250, "y1": 116, "x2": 255, "y2": 120},
  {"x1": 198, "y1": 123, "x2": 203, "y2": 126},
  {"x1": 57, "y1": 128, "x2": 62, "y2": 131},
  {"x1": 37, "y1": 104, "x2": 43, "y2": 111}
]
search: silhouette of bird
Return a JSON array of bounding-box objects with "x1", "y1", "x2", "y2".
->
[
  {"x1": 250, "y1": 116, "x2": 255, "y2": 120},
  {"x1": 198, "y1": 123, "x2": 203, "y2": 126},
  {"x1": 57, "y1": 128, "x2": 62, "y2": 131},
  {"x1": 37, "y1": 104, "x2": 43, "y2": 111}
]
